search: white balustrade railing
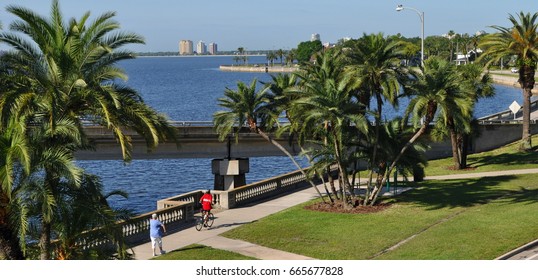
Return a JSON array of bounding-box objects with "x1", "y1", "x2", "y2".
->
[{"x1": 49, "y1": 165, "x2": 338, "y2": 258}]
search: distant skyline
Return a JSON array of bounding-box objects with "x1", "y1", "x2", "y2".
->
[{"x1": 1, "y1": 0, "x2": 537, "y2": 52}]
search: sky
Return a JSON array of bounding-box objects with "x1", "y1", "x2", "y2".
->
[{"x1": 1, "y1": 0, "x2": 537, "y2": 52}]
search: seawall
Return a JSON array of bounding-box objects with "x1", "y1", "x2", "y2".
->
[
  {"x1": 219, "y1": 65, "x2": 297, "y2": 73},
  {"x1": 490, "y1": 73, "x2": 538, "y2": 94}
]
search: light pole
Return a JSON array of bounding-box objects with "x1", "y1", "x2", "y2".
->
[{"x1": 396, "y1": 4, "x2": 424, "y2": 67}]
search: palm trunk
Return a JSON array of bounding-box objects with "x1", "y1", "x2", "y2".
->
[
  {"x1": 332, "y1": 134, "x2": 354, "y2": 209},
  {"x1": 369, "y1": 104, "x2": 436, "y2": 205},
  {"x1": 520, "y1": 88, "x2": 532, "y2": 151},
  {"x1": 39, "y1": 221, "x2": 51, "y2": 260},
  {"x1": 450, "y1": 129, "x2": 461, "y2": 169},
  {"x1": 364, "y1": 94, "x2": 383, "y2": 206},
  {"x1": 256, "y1": 128, "x2": 326, "y2": 203},
  {"x1": 519, "y1": 66, "x2": 535, "y2": 151},
  {"x1": 327, "y1": 166, "x2": 339, "y2": 200},
  {"x1": 460, "y1": 133, "x2": 469, "y2": 168}
]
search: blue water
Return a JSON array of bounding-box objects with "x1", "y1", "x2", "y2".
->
[{"x1": 77, "y1": 56, "x2": 524, "y2": 214}]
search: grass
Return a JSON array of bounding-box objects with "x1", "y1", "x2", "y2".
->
[
  {"x1": 424, "y1": 134, "x2": 538, "y2": 176},
  {"x1": 158, "y1": 135, "x2": 538, "y2": 260},
  {"x1": 152, "y1": 244, "x2": 257, "y2": 260},
  {"x1": 222, "y1": 174, "x2": 538, "y2": 259}
]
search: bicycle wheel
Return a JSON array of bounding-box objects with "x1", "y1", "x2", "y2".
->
[
  {"x1": 206, "y1": 213, "x2": 215, "y2": 227},
  {"x1": 195, "y1": 216, "x2": 203, "y2": 231}
]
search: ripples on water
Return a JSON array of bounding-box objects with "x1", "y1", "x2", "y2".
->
[{"x1": 78, "y1": 56, "x2": 524, "y2": 214}]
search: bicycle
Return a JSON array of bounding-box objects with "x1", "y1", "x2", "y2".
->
[{"x1": 195, "y1": 209, "x2": 214, "y2": 231}]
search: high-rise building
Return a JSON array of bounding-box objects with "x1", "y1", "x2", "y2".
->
[
  {"x1": 179, "y1": 40, "x2": 193, "y2": 55},
  {"x1": 197, "y1": 41, "x2": 207, "y2": 55},
  {"x1": 208, "y1": 43, "x2": 218, "y2": 55},
  {"x1": 311, "y1": 33, "x2": 320, "y2": 42}
]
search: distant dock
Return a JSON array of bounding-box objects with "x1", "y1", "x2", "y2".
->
[{"x1": 219, "y1": 65, "x2": 297, "y2": 73}]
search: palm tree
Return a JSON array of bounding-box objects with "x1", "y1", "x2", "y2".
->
[
  {"x1": 343, "y1": 33, "x2": 412, "y2": 204},
  {"x1": 213, "y1": 79, "x2": 327, "y2": 202},
  {"x1": 50, "y1": 173, "x2": 132, "y2": 260},
  {"x1": 432, "y1": 63, "x2": 494, "y2": 170},
  {"x1": 266, "y1": 51, "x2": 277, "y2": 66},
  {"x1": 285, "y1": 49, "x2": 297, "y2": 66},
  {"x1": 0, "y1": 0, "x2": 176, "y2": 161},
  {"x1": 290, "y1": 51, "x2": 369, "y2": 207},
  {"x1": 0, "y1": 120, "x2": 31, "y2": 260},
  {"x1": 276, "y1": 49, "x2": 285, "y2": 65},
  {"x1": 479, "y1": 12, "x2": 538, "y2": 151},
  {"x1": 0, "y1": 0, "x2": 176, "y2": 259},
  {"x1": 368, "y1": 57, "x2": 472, "y2": 204}
]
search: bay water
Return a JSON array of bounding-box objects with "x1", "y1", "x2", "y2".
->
[{"x1": 77, "y1": 56, "x2": 524, "y2": 214}]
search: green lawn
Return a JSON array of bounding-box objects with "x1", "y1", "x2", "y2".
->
[
  {"x1": 159, "y1": 136, "x2": 538, "y2": 260},
  {"x1": 222, "y1": 174, "x2": 538, "y2": 259},
  {"x1": 424, "y1": 134, "x2": 538, "y2": 176}
]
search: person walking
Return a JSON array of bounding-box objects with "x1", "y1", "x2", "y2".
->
[{"x1": 150, "y1": 213, "x2": 166, "y2": 257}]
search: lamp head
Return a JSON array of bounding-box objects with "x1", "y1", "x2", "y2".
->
[{"x1": 396, "y1": 5, "x2": 404, "y2": 11}]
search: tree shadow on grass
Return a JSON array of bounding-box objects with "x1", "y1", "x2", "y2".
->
[
  {"x1": 394, "y1": 175, "x2": 518, "y2": 210},
  {"x1": 501, "y1": 187, "x2": 538, "y2": 205},
  {"x1": 468, "y1": 149, "x2": 538, "y2": 168}
]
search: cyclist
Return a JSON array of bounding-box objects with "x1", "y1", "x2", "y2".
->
[{"x1": 199, "y1": 190, "x2": 213, "y2": 227}]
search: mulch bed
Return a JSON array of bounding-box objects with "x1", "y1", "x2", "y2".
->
[{"x1": 304, "y1": 200, "x2": 392, "y2": 214}]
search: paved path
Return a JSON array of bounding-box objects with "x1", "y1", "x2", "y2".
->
[
  {"x1": 132, "y1": 168, "x2": 538, "y2": 260},
  {"x1": 131, "y1": 187, "x2": 321, "y2": 260}
]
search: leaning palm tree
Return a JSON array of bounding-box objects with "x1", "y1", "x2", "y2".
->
[
  {"x1": 368, "y1": 57, "x2": 472, "y2": 205},
  {"x1": 213, "y1": 79, "x2": 326, "y2": 202},
  {"x1": 479, "y1": 11, "x2": 538, "y2": 151}
]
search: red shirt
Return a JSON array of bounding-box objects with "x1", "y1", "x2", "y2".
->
[{"x1": 200, "y1": 193, "x2": 213, "y2": 211}]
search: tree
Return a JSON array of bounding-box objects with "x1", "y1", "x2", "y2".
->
[
  {"x1": 213, "y1": 79, "x2": 326, "y2": 202},
  {"x1": 295, "y1": 40, "x2": 323, "y2": 63},
  {"x1": 369, "y1": 57, "x2": 472, "y2": 205},
  {"x1": 285, "y1": 49, "x2": 297, "y2": 66},
  {"x1": 266, "y1": 51, "x2": 277, "y2": 66},
  {"x1": 0, "y1": 120, "x2": 31, "y2": 260},
  {"x1": 431, "y1": 63, "x2": 495, "y2": 169},
  {"x1": 276, "y1": 49, "x2": 285, "y2": 65},
  {"x1": 343, "y1": 33, "x2": 412, "y2": 205},
  {"x1": 479, "y1": 11, "x2": 538, "y2": 151},
  {"x1": 0, "y1": 0, "x2": 176, "y2": 258},
  {"x1": 290, "y1": 50, "x2": 369, "y2": 207}
]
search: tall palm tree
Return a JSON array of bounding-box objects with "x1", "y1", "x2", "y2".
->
[
  {"x1": 479, "y1": 12, "x2": 538, "y2": 151},
  {"x1": 290, "y1": 51, "x2": 369, "y2": 206},
  {"x1": 213, "y1": 79, "x2": 326, "y2": 202},
  {"x1": 368, "y1": 57, "x2": 472, "y2": 204},
  {"x1": 343, "y1": 33, "x2": 412, "y2": 203},
  {"x1": 432, "y1": 63, "x2": 494, "y2": 170},
  {"x1": 0, "y1": 0, "x2": 176, "y2": 161},
  {"x1": 0, "y1": 0, "x2": 176, "y2": 259}
]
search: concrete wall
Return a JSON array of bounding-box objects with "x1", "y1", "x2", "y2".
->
[{"x1": 76, "y1": 123, "x2": 537, "y2": 160}]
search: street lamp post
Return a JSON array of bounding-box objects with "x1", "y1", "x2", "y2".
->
[{"x1": 396, "y1": 4, "x2": 424, "y2": 67}]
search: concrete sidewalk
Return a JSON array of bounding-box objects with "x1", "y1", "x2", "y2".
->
[{"x1": 131, "y1": 187, "x2": 321, "y2": 260}]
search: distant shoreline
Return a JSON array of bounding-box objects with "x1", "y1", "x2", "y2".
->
[{"x1": 137, "y1": 54, "x2": 266, "y2": 58}]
